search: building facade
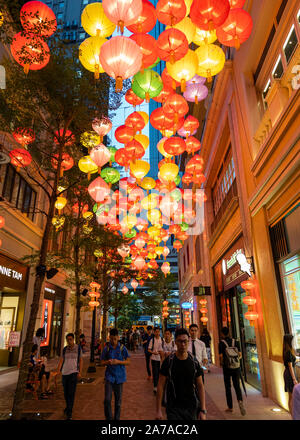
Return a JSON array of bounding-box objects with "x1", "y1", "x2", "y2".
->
[{"x1": 178, "y1": 0, "x2": 300, "y2": 410}]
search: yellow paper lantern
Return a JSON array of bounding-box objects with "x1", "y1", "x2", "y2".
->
[
  {"x1": 81, "y1": 2, "x2": 116, "y2": 38},
  {"x1": 160, "y1": 163, "x2": 179, "y2": 182},
  {"x1": 141, "y1": 194, "x2": 158, "y2": 210},
  {"x1": 166, "y1": 17, "x2": 196, "y2": 44},
  {"x1": 79, "y1": 36, "x2": 106, "y2": 79},
  {"x1": 185, "y1": 0, "x2": 193, "y2": 16},
  {"x1": 78, "y1": 155, "x2": 98, "y2": 179},
  {"x1": 134, "y1": 134, "x2": 149, "y2": 150},
  {"x1": 141, "y1": 177, "x2": 156, "y2": 191},
  {"x1": 193, "y1": 28, "x2": 217, "y2": 46},
  {"x1": 166, "y1": 49, "x2": 198, "y2": 92},
  {"x1": 155, "y1": 246, "x2": 164, "y2": 257},
  {"x1": 80, "y1": 131, "x2": 101, "y2": 149},
  {"x1": 196, "y1": 44, "x2": 225, "y2": 82},
  {"x1": 52, "y1": 215, "x2": 65, "y2": 230},
  {"x1": 160, "y1": 129, "x2": 174, "y2": 138},
  {"x1": 148, "y1": 225, "x2": 161, "y2": 239},
  {"x1": 147, "y1": 209, "x2": 161, "y2": 224},
  {"x1": 137, "y1": 111, "x2": 149, "y2": 126},
  {"x1": 83, "y1": 211, "x2": 93, "y2": 221},
  {"x1": 55, "y1": 196, "x2": 67, "y2": 211},
  {"x1": 130, "y1": 159, "x2": 150, "y2": 181},
  {"x1": 157, "y1": 138, "x2": 173, "y2": 159},
  {"x1": 123, "y1": 215, "x2": 137, "y2": 229}
]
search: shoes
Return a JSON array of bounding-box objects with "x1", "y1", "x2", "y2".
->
[
  {"x1": 147, "y1": 376, "x2": 152, "y2": 380},
  {"x1": 153, "y1": 387, "x2": 157, "y2": 395},
  {"x1": 238, "y1": 401, "x2": 246, "y2": 416},
  {"x1": 40, "y1": 393, "x2": 49, "y2": 399},
  {"x1": 63, "y1": 408, "x2": 67, "y2": 415},
  {"x1": 225, "y1": 408, "x2": 233, "y2": 412}
]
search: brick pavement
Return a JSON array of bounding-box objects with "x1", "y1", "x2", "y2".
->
[{"x1": 0, "y1": 348, "x2": 291, "y2": 420}]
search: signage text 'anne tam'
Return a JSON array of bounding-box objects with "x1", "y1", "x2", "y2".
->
[{"x1": 0, "y1": 264, "x2": 23, "y2": 281}]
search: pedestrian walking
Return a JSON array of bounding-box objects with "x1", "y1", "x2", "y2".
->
[
  {"x1": 156, "y1": 328, "x2": 207, "y2": 421},
  {"x1": 283, "y1": 334, "x2": 298, "y2": 415},
  {"x1": 188, "y1": 324, "x2": 207, "y2": 382},
  {"x1": 142, "y1": 325, "x2": 153, "y2": 380},
  {"x1": 219, "y1": 326, "x2": 246, "y2": 416},
  {"x1": 148, "y1": 327, "x2": 164, "y2": 394},
  {"x1": 132, "y1": 329, "x2": 139, "y2": 352},
  {"x1": 33, "y1": 328, "x2": 45, "y2": 359},
  {"x1": 200, "y1": 328, "x2": 212, "y2": 372},
  {"x1": 100, "y1": 328, "x2": 130, "y2": 420},
  {"x1": 162, "y1": 329, "x2": 176, "y2": 360},
  {"x1": 56, "y1": 333, "x2": 83, "y2": 420}
]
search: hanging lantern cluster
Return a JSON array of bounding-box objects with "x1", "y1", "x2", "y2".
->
[
  {"x1": 241, "y1": 279, "x2": 258, "y2": 326},
  {"x1": 162, "y1": 300, "x2": 169, "y2": 318},
  {"x1": 183, "y1": 310, "x2": 191, "y2": 327},
  {"x1": 11, "y1": 1, "x2": 57, "y2": 73},
  {"x1": 89, "y1": 281, "x2": 101, "y2": 309},
  {"x1": 199, "y1": 297, "x2": 208, "y2": 325}
]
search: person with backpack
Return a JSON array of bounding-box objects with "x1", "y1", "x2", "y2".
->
[
  {"x1": 56, "y1": 333, "x2": 83, "y2": 420},
  {"x1": 219, "y1": 326, "x2": 246, "y2": 416},
  {"x1": 100, "y1": 328, "x2": 130, "y2": 420},
  {"x1": 162, "y1": 329, "x2": 176, "y2": 360},
  {"x1": 148, "y1": 327, "x2": 164, "y2": 394},
  {"x1": 156, "y1": 328, "x2": 207, "y2": 420}
]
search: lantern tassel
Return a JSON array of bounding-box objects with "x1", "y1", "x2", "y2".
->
[
  {"x1": 234, "y1": 35, "x2": 241, "y2": 50},
  {"x1": 118, "y1": 20, "x2": 124, "y2": 35},
  {"x1": 170, "y1": 51, "x2": 175, "y2": 65},
  {"x1": 181, "y1": 78, "x2": 186, "y2": 92},
  {"x1": 207, "y1": 69, "x2": 212, "y2": 83},
  {"x1": 115, "y1": 76, "x2": 123, "y2": 92},
  {"x1": 208, "y1": 20, "x2": 214, "y2": 32},
  {"x1": 195, "y1": 95, "x2": 198, "y2": 105},
  {"x1": 94, "y1": 64, "x2": 100, "y2": 80},
  {"x1": 145, "y1": 92, "x2": 150, "y2": 103},
  {"x1": 24, "y1": 64, "x2": 29, "y2": 75}
]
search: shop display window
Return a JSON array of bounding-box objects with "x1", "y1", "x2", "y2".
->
[
  {"x1": 281, "y1": 254, "x2": 300, "y2": 350},
  {"x1": 0, "y1": 294, "x2": 19, "y2": 350}
]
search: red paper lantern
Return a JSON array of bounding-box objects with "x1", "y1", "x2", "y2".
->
[
  {"x1": 54, "y1": 129, "x2": 75, "y2": 146},
  {"x1": 183, "y1": 116, "x2": 199, "y2": 136},
  {"x1": 156, "y1": 0, "x2": 186, "y2": 26},
  {"x1": 20, "y1": 1, "x2": 57, "y2": 37},
  {"x1": 157, "y1": 28, "x2": 188, "y2": 64},
  {"x1": 185, "y1": 136, "x2": 201, "y2": 155},
  {"x1": 125, "y1": 111, "x2": 146, "y2": 133},
  {"x1": 127, "y1": 0, "x2": 157, "y2": 33},
  {"x1": 164, "y1": 136, "x2": 186, "y2": 156},
  {"x1": 125, "y1": 88, "x2": 144, "y2": 106},
  {"x1": 130, "y1": 33, "x2": 158, "y2": 70},
  {"x1": 0, "y1": 216, "x2": 5, "y2": 228},
  {"x1": 241, "y1": 279, "x2": 257, "y2": 291},
  {"x1": 162, "y1": 67, "x2": 180, "y2": 90},
  {"x1": 115, "y1": 148, "x2": 131, "y2": 168},
  {"x1": 244, "y1": 311, "x2": 258, "y2": 321},
  {"x1": 163, "y1": 93, "x2": 189, "y2": 123},
  {"x1": 13, "y1": 127, "x2": 35, "y2": 147},
  {"x1": 150, "y1": 107, "x2": 174, "y2": 132},
  {"x1": 242, "y1": 296, "x2": 256, "y2": 306},
  {"x1": 216, "y1": 8, "x2": 253, "y2": 50},
  {"x1": 152, "y1": 85, "x2": 174, "y2": 104},
  {"x1": 173, "y1": 240, "x2": 183, "y2": 251},
  {"x1": 124, "y1": 139, "x2": 145, "y2": 160},
  {"x1": 115, "y1": 125, "x2": 134, "y2": 144},
  {"x1": 229, "y1": 0, "x2": 245, "y2": 8},
  {"x1": 186, "y1": 154, "x2": 204, "y2": 173},
  {"x1": 190, "y1": 0, "x2": 230, "y2": 31},
  {"x1": 88, "y1": 176, "x2": 110, "y2": 203},
  {"x1": 9, "y1": 148, "x2": 32, "y2": 169},
  {"x1": 11, "y1": 32, "x2": 50, "y2": 74},
  {"x1": 51, "y1": 153, "x2": 74, "y2": 176},
  {"x1": 201, "y1": 316, "x2": 209, "y2": 323},
  {"x1": 182, "y1": 173, "x2": 193, "y2": 185}
]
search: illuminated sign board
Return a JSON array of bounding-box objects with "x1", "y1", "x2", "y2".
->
[{"x1": 181, "y1": 302, "x2": 192, "y2": 309}]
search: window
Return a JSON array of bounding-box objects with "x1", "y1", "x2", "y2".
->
[
  {"x1": 83, "y1": 0, "x2": 89, "y2": 5},
  {"x1": 283, "y1": 25, "x2": 298, "y2": 64},
  {"x1": 58, "y1": 1, "x2": 64, "y2": 9},
  {"x1": 272, "y1": 55, "x2": 284, "y2": 79},
  {"x1": 79, "y1": 32, "x2": 85, "y2": 40},
  {"x1": 212, "y1": 149, "x2": 236, "y2": 216},
  {"x1": 2, "y1": 164, "x2": 37, "y2": 221},
  {"x1": 57, "y1": 13, "x2": 63, "y2": 21}
]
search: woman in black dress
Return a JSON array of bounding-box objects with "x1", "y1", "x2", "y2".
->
[{"x1": 283, "y1": 334, "x2": 298, "y2": 414}]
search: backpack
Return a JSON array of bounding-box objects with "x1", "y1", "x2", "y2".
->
[
  {"x1": 61, "y1": 344, "x2": 81, "y2": 372},
  {"x1": 162, "y1": 352, "x2": 199, "y2": 407},
  {"x1": 222, "y1": 339, "x2": 240, "y2": 369},
  {"x1": 149, "y1": 336, "x2": 164, "y2": 353},
  {"x1": 104, "y1": 342, "x2": 125, "y2": 361}
]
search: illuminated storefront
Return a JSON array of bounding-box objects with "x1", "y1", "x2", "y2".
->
[
  {"x1": 0, "y1": 252, "x2": 28, "y2": 369},
  {"x1": 213, "y1": 236, "x2": 261, "y2": 390}
]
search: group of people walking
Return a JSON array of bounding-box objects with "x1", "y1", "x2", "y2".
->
[{"x1": 28, "y1": 325, "x2": 299, "y2": 420}]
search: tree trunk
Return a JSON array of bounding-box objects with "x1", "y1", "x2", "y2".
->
[
  {"x1": 11, "y1": 144, "x2": 64, "y2": 419},
  {"x1": 74, "y1": 214, "x2": 81, "y2": 345}
]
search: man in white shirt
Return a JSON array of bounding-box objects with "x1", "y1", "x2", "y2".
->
[
  {"x1": 148, "y1": 327, "x2": 163, "y2": 394},
  {"x1": 188, "y1": 324, "x2": 208, "y2": 372},
  {"x1": 162, "y1": 329, "x2": 177, "y2": 360}
]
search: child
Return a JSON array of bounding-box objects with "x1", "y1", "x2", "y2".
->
[{"x1": 39, "y1": 348, "x2": 53, "y2": 398}]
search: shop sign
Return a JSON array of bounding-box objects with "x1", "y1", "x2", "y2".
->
[
  {"x1": 222, "y1": 249, "x2": 252, "y2": 277},
  {"x1": 8, "y1": 331, "x2": 21, "y2": 347},
  {"x1": 45, "y1": 286, "x2": 55, "y2": 295},
  {"x1": 181, "y1": 302, "x2": 192, "y2": 309},
  {"x1": 0, "y1": 253, "x2": 28, "y2": 291},
  {"x1": 193, "y1": 286, "x2": 211, "y2": 296}
]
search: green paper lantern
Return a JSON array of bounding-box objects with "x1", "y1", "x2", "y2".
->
[
  {"x1": 101, "y1": 167, "x2": 120, "y2": 185},
  {"x1": 174, "y1": 175, "x2": 181, "y2": 185},
  {"x1": 125, "y1": 229, "x2": 137, "y2": 239},
  {"x1": 180, "y1": 222, "x2": 189, "y2": 231},
  {"x1": 132, "y1": 69, "x2": 163, "y2": 102},
  {"x1": 108, "y1": 146, "x2": 117, "y2": 163},
  {"x1": 170, "y1": 188, "x2": 182, "y2": 202}
]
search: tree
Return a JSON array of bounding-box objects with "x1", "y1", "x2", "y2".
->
[{"x1": 0, "y1": 16, "x2": 115, "y2": 418}]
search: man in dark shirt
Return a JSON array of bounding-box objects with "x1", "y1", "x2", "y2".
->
[
  {"x1": 156, "y1": 328, "x2": 207, "y2": 421},
  {"x1": 142, "y1": 325, "x2": 153, "y2": 380},
  {"x1": 219, "y1": 326, "x2": 246, "y2": 416}
]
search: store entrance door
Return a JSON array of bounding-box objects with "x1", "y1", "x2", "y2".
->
[{"x1": 49, "y1": 299, "x2": 63, "y2": 358}]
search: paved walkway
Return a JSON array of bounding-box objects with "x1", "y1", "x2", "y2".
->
[{"x1": 0, "y1": 348, "x2": 291, "y2": 420}]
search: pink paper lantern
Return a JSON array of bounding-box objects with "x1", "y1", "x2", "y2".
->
[
  {"x1": 102, "y1": 0, "x2": 142, "y2": 34},
  {"x1": 183, "y1": 83, "x2": 208, "y2": 104},
  {"x1": 92, "y1": 117, "x2": 112, "y2": 140},
  {"x1": 186, "y1": 74, "x2": 206, "y2": 86},
  {"x1": 88, "y1": 176, "x2": 110, "y2": 203},
  {"x1": 100, "y1": 36, "x2": 142, "y2": 91},
  {"x1": 90, "y1": 144, "x2": 111, "y2": 170}
]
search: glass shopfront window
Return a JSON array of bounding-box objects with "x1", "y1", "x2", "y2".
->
[
  {"x1": 281, "y1": 254, "x2": 300, "y2": 350},
  {"x1": 0, "y1": 294, "x2": 19, "y2": 350}
]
